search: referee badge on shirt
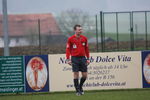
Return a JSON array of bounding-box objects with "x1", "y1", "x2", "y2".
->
[
  {"x1": 73, "y1": 44, "x2": 77, "y2": 48},
  {"x1": 82, "y1": 43, "x2": 85, "y2": 46}
]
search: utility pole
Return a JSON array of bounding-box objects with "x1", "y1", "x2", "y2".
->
[{"x1": 2, "y1": 0, "x2": 9, "y2": 56}]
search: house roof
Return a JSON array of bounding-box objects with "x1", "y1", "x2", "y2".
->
[{"x1": 0, "y1": 13, "x2": 61, "y2": 37}]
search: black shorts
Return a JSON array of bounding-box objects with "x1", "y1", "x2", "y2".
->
[{"x1": 71, "y1": 56, "x2": 87, "y2": 72}]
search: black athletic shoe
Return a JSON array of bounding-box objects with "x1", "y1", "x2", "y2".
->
[
  {"x1": 75, "y1": 87, "x2": 82, "y2": 96},
  {"x1": 76, "y1": 92, "x2": 81, "y2": 96},
  {"x1": 80, "y1": 87, "x2": 84, "y2": 95}
]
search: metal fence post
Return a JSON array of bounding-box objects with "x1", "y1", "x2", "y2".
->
[
  {"x1": 116, "y1": 12, "x2": 119, "y2": 50},
  {"x1": 130, "y1": 12, "x2": 134, "y2": 51},
  {"x1": 95, "y1": 15, "x2": 99, "y2": 52},
  {"x1": 145, "y1": 11, "x2": 148, "y2": 50},
  {"x1": 100, "y1": 11, "x2": 104, "y2": 52},
  {"x1": 38, "y1": 19, "x2": 41, "y2": 55}
]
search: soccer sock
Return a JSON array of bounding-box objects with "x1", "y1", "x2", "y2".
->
[
  {"x1": 74, "y1": 79, "x2": 79, "y2": 92},
  {"x1": 79, "y1": 77, "x2": 86, "y2": 89}
]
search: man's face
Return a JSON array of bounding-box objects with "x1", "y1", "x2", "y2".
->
[{"x1": 75, "y1": 26, "x2": 83, "y2": 35}]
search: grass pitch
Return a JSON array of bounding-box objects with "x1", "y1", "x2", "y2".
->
[{"x1": 0, "y1": 89, "x2": 150, "y2": 100}]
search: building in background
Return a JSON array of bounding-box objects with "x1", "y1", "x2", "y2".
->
[{"x1": 0, "y1": 13, "x2": 66, "y2": 47}]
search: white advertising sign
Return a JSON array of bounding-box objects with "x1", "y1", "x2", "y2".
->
[{"x1": 49, "y1": 51, "x2": 142, "y2": 92}]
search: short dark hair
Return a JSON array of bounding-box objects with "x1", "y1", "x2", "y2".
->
[{"x1": 74, "y1": 24, "x2": 81, "y2": 30}]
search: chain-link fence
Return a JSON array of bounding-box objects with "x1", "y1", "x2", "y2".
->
[
  {"x1": 0, "y1": 11, "x2": 150, "y2": 56},
  {"x1": 96, "y1": 11, "x2": 150, "y2": 52},
  {"x1": 0, "y1": 14, "x2": 68, "y2": 55}
]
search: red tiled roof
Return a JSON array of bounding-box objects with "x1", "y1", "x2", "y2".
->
[{"x1": 0, "y1": 13, "x2": 61, "y2": 37}]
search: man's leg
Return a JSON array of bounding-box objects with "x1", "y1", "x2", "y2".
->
[
  {"x1": 80, "y1": 72, "x2": 87, "y2": 94},
  {"x1": 73, "y1": 72, "x2": 81, "y2": 95}
]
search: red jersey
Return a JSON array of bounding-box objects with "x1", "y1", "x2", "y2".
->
[{"x1": 66, "y1": 34, "x2": 90, "y2": 59}]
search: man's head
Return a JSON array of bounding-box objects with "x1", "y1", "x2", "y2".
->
[{"x1": 74, "y1": 24, "x2": 83, "y2": 36}]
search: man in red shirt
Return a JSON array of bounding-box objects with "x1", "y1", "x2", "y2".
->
[{"x1": 66, "y1": 24, "x2": 90, "y2": 96}]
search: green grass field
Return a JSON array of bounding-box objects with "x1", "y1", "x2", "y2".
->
[
  {"x1": 105, "y1": 33, "x2": 150, "y2": 41},
  {"x1": 87, "y1": 33, "x2": 150, "y2": 41},
  {"x1": 0, "y1": 89, "x2": 150, "y2": 100}
]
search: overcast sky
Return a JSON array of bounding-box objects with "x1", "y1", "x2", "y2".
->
[{"x1": 0, "y1": 0, "x2": 150, "y2": 15}]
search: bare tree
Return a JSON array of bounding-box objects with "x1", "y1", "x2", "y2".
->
[{"x1": 57, "y1": 9, "x2": 95, "y2": 37}]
